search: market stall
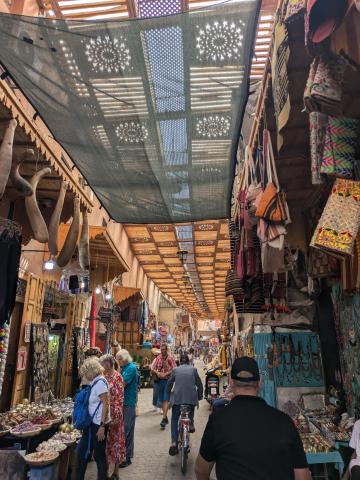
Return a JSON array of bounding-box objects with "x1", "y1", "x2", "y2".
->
[
  {"x1": 227, "y1": 1, "x2": 360, "y2": 476},
  {"x1": 0, "y1": 397, "x2": 80, "y2": 479}
]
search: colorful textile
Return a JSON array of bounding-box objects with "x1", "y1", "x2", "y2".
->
[
  {"x1": 105, "y1": 370, "x2": 126, "y2": 465},
  {"x1": 311, "y1": 179, "x2": 360, "y2": 256},
  {"x1": 284, "y1": 0, "x2": 306, "y2": 22},
  {"x1": 309, "y1": 111, "x2": 327, "y2": 184},
  {"x1": 271, "y1": 15, "x2": 290, "y2": 150},
  {"x1": 304, "y1": 55, "x2": 348, "y2": 116},
  {"x1": 151, "y1": 353, "x2": 176, "y2": 378},
  {"x1": 320, "y1": 116, "x2": 359, "y2": 178}
]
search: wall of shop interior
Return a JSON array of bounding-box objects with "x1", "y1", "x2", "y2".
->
[{"x1": 159, "y1": 307, "x2": 182, "y2": 334}]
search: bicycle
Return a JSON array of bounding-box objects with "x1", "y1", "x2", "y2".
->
[{"x1": 178, "y1": 404, "x2": 191, "y2": 475}]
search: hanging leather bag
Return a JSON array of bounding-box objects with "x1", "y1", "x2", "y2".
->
[{"x1": 256, "y1": 130, "x2": 290, "y2": 224}]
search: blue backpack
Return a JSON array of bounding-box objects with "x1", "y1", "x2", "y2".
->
[{"x1": 73, "y1": 378, "x2": 106, "y2": 430}]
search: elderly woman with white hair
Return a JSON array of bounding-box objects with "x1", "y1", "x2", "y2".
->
[
  {"x1": 116, "y1": 349, "x2": 138, "y2": 468},
  {"x1": 77, "y1": 356, "x2": 110, "y2": 480}
]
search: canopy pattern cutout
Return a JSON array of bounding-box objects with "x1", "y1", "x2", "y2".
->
[{"x1": 0, "y1": 1, "x2": 260, "y2": 223}]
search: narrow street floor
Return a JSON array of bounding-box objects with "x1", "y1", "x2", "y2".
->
[{"x1": 86, "y1": 362, "x2": 213, "y2": 480}]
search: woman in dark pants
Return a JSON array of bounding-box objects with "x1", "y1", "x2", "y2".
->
[{"x1": 77, "y1": 357, "x2": 110, "y2": 480}]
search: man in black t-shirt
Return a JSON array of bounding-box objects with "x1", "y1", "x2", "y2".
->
[{"x1": 195, "y1": 357, "x2": 311, "y2": 480}]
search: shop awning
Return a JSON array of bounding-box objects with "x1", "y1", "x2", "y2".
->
[
  {"x1": 113, "y1": 286, "x2": 142, "y2": 304},
  {"x1": 0, "y1": 1, "x2": 260, "y2": 223},
  {"x1": 58, "y1": 224, "x2": 129, "y2": 274}
]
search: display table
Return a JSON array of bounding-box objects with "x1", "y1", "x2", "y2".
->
[
  {"x1": 306, "y1": 451, "x2": 344, "y2": 475},
  {"x1": 28, "y1": 459, "x2": 59, "y2": 479}
]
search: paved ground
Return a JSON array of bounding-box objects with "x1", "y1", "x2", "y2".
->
[{"x1": 85, "y1": 361, "x2": 214, "y2": 480}]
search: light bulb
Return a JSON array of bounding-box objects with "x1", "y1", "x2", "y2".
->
[
  {"x1": 105, "y1": 292, "x2": 111, "y2": 300},
  {"x1": 95, "y1": 286, "x2": 101, "y2": 294},
  {"x1": 44, "y1": 259, "x2": 55, "y2": 271},
  {"x1": 80, "y1": 281, "x2": 85, "y2": 289}
]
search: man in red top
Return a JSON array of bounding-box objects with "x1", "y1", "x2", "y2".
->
[{"x1": 151, "y1": 343, "x2": 177, "y2": 429}]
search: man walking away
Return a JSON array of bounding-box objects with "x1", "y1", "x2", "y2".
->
[
  {"x1": 195, "y1": 356, "x2": 311, "y2": 480},
  {"x1": 151, "y1": 343, "x2": 177, "y2": 429},
  {"x1": 116, "y1": 349, "x2": 138, "y2": 468},
  {"x1": 167, "y1": 353, "x2": 203, "y2": 455}
]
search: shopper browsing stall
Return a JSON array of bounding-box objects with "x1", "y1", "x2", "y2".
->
[
  {"x1": 77, "y1": 357, "x2": 110, "y2": 480},
  {"x1": 116, "y1": 349, "x2": 138, "y2": 468},
  {"x1": 99, "y1": 354, "x2": 126, "y2": 480},
  {"x1": 195, "y1": 357, "x2": 311, "y2": 480}
]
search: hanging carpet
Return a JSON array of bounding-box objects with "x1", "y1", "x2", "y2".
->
[{"x1": 0, "y1": 1, "x2": 260, "y2": 223}]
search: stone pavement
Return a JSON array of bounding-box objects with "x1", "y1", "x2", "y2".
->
[{"x1": 85, "y1": 361, "x2": 214, "y2": 480}]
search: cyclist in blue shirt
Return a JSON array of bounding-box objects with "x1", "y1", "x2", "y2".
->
[{"x1": 116, "y1": 349, "x2": 138, "y2": 468}]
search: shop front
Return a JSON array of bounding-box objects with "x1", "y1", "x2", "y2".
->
[{"x1": 224, "y1": 1, "x2": 360, "y2": 476}]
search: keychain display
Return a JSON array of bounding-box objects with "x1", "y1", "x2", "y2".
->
[
  {"x1": 268, "y1": 332, "x2": 324, "y2": 388},
  {"x1": 31, "y1": 323, "x2": 50, "y2": 395}
]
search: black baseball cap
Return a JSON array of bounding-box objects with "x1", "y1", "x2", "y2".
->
[{"x1": 231, "y1": 356, "x2": 260, "y2": 382}]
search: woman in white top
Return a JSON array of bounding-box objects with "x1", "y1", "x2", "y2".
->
[{"x1": 77, "y1": 357, "x2": 110, "y2": 480}]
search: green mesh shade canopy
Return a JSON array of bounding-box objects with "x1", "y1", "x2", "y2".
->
[{"x1": 0, "y1": 1, "x2": 260, "y2": 223}]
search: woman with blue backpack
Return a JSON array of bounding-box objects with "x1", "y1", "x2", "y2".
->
[{"x1": 75, "y1": 357, "x2": 110, "y2": 480}]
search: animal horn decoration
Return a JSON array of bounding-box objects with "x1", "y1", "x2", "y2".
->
[
  {"x1": 0, "y1": 118, "x2": 17, "y2": 199},
  {"x1": 25, "y1": 167, "x2": 51, "y2": 243},
  {"x1": 57, "y1": 196, "x2": 80, "y2": 268},
  {"x1": 48, "y1": 180, "x2": 67, "y2": 256},
  {"x1": 79, "y1": 209, "x2": 90, "y2": 270},
  {"x1": 9, "y1": 149, "x2": 34, "y2": 197}
]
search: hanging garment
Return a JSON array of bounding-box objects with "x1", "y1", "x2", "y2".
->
[
  {"x1": 309, "y1": 111, "x2": 328, "y2": 185},
  {"x1": 311, "y1": 179, "x2": 360, "y2": 256},
  {"x1": 271, "y1": 15, "x2": 290, "y2": 150},
  {"x1": 320, "y1": 116, "x2": 359, "y2": 178},
  {"x1": 0, "y1": 218, "x2": 21, "y2": 328}
]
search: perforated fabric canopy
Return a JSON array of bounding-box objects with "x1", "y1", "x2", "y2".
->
[{"x1": 0, "y1": 1, "x2": 260, "y2": 223}]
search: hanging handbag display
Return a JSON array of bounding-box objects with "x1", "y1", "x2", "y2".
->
[
  {"x1": 255, "y1": 130, "x2": 290, "y2": 224},
  {"x1": 311, "y1": 178, "x2": 360, "y2": 256}
]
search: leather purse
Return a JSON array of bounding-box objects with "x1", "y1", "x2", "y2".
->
[{"x1": 255, "y1": 130, "x2": 290, "y2": 224}]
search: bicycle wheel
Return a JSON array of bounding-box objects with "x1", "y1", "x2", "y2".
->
[{"x1": 180, "y1": 446, "x2": 188, "y2": 475}]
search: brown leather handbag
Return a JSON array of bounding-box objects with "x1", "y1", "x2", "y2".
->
[{"x1": 256, "y1": 130, "x2": 290, "y2": 224}]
